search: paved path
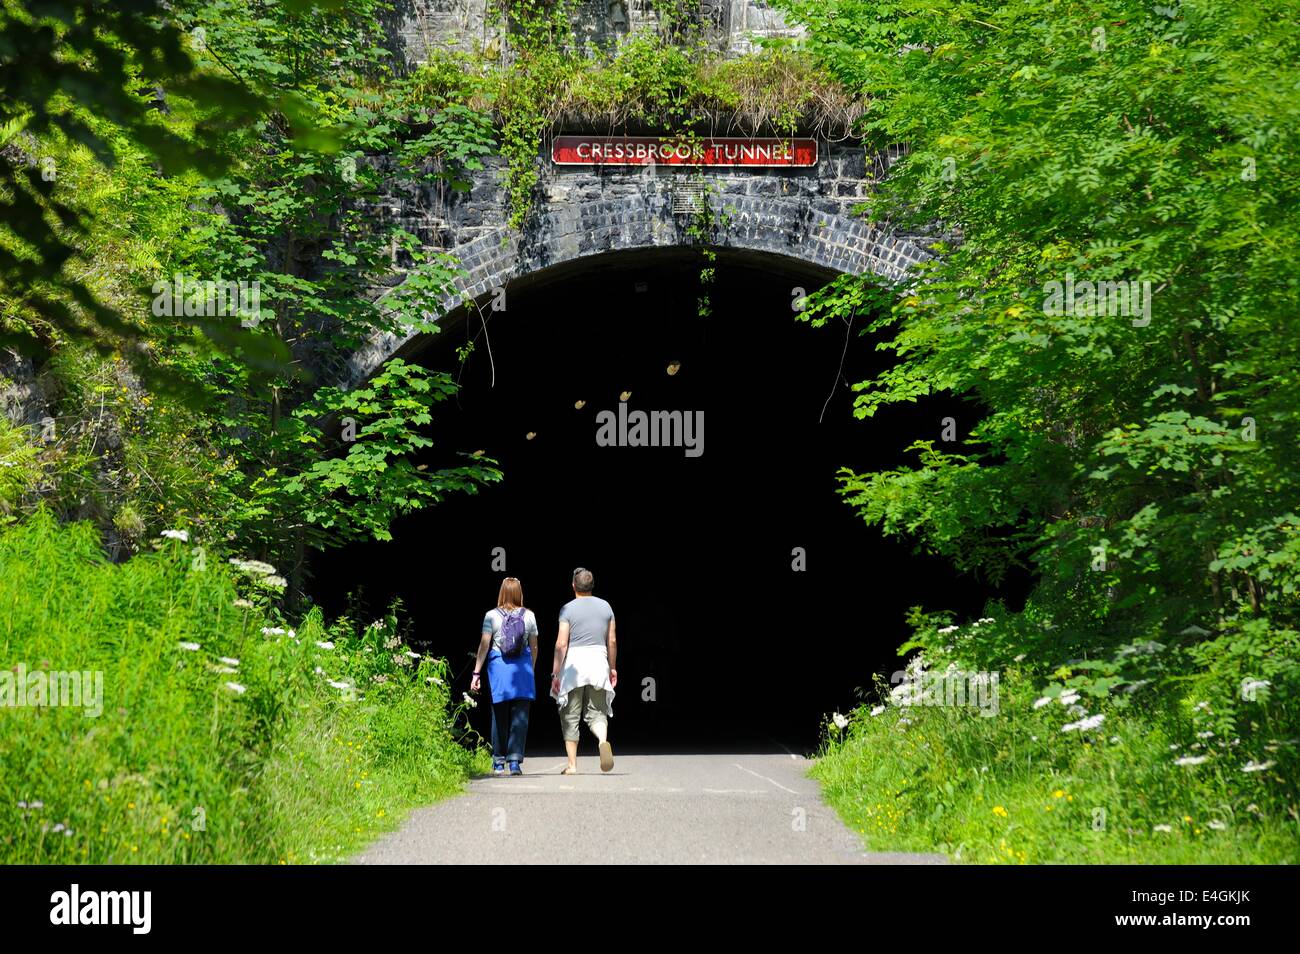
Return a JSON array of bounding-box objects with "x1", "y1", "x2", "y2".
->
[{"x1": 354, "y1": 751, "x2": 948, "y2": 865}]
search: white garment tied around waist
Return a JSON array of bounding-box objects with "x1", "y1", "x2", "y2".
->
[{"x1": 551, "y1": 644, "x2": 615, "y2": 715}]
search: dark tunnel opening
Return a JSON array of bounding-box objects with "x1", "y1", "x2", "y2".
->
[{"x1": 309, "y1": 247, "x2": 1029, "y2": 756}]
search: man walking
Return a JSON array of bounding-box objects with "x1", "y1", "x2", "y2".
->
[{"x1": 550, "y1": 567, "x2": 617, "y2": 774}]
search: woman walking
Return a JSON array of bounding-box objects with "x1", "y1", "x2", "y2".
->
[{"x1": 471, "y1": 577, "x2": 538, "y2": 776}]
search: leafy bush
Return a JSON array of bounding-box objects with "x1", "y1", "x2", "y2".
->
[
  {"x1": 815, "y1": 611, "x2": 1299, "y2": 863},
  {"x1": 777, "y1": 0, "x2": 1300, "y2": 862},
  {"x1": 0, "y1": 513, "x2": 485, "y2": 863}
]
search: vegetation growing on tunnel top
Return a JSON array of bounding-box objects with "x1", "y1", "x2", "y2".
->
[
  {"x1": 0, "y1": 512, "x2": 489, "y2": 864},
  {"x1": 396, "y1": 1, "x2": 862, "y2": 229},
  {"x1": 777, "y1": 0, "x2": 1300, "y2": 861}
]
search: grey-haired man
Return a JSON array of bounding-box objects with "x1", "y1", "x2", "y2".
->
[{"x1": 550, "y1": 567, "x2": 617, "y2": 774}]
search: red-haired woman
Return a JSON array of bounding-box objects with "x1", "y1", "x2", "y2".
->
[{"x1": 470, "y1": 577, "x2": 538, "y2": 776}]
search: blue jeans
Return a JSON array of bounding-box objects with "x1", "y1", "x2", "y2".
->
[{"x1": 491, "y1": 698, "x2": 531, "y2": 766}]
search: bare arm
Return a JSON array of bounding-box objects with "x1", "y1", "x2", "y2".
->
[
  {"x1": 551, "y1": 620, "x2": 570, "y2": 692},
  {"x1": 607, "y1": 617, "x2": 617, "y2": 687},
  {"x1": 470, "y1": 630, "x2": 491, "y2": 693}
]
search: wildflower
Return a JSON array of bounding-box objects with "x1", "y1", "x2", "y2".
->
[
  {"x1": 406, "y1": 650, "x2": 421, "y2": 659},
  {"x1": 832, "y1": 712, "x2": 849, "y2": 730},
  {"x1": 1241, "y1": 679, "x2": 1270, "y2": 697},
  {"x1": 160, "y1": 529, "x2": 189, "y2": 542},
  {"x1": 233, "y1": 599, "x2": 253, "y2": 609},
  {"x1": 1196, "y1": 730, "x2": 1214, "y2": 739},
  {"x1": 1052, "y1": 790, "x2": 1066, "y2": 799},
  {"x1": 228, "y1": 558, "x2": 277, "y2": 576},
  {"x1": 1013, "y1": 653, "x2": 1026, "y2": 663},
  {"x1": 463, "y1": 692, "x2": 476, "y2": 708},
  {"x1": 1153, "y1": 824, "x2": 1172, "y2": 833},
  {"x1": 211, "y1": 665, "x2": 237, "y2": 674},
  {"x1": 1062, "y1": 714, "x2": 1105, "y2": 733},
  {"x1": 1241, "y1": 760, "x2": 1275, "y2": 773},
  {"x1": 178, "y1": 642, "x2": 200, "y2": 651},
  {"x1": 263, "y1": 575, "x2": 287, "y2": 589},
  {"x1": 224, "y1": 682, "x2": 246, "y2": 694},
  {"x1": 328, "y1": 680, "x2": 352, "y2": 691},
  {"x1": 1174, "y1": 755, "x2": 1208, "y2": 766},
  {"x1": 870, "y1": 705, "x2": 885, "y2": 717},
  {"x1": 262, "y1": 627, "x2": 287, "y2": 636},
  {"x1": 1059, "y1": 690, "x2": 1080, "y2": 706},
  {"x1": 219, "y1": 657, "x2": 239, "y2": 667},
  {"x1": 1207, "y1": 821, "x2": 1227, "y2": 831},
  {"x1": 1033, "y1": 696, "x2": 1051, "y2": 709},
  {"x1": 937, "y1": 625, "x2": 959, "y2": 635},
  {"x1": 992, "y1": 805, "x2": 1008, "y2": 818},
  {"x1": 1193, "y1": 701, "x2": 1211, "y2": 712},
  {"x1": 426, "y1": 676, "x2": 444, "y2": 686},
  {"x1": 316, "y1": 641, "x2": 335, "y2": 650}
]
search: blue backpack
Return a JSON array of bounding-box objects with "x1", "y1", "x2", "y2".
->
[{"x1": 499, "y1": 608, "x2": 527, "y2": 658}]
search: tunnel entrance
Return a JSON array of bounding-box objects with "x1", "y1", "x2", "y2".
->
[{"x1": 310, "y1": 248, "x2": 1015, "y2": 754}]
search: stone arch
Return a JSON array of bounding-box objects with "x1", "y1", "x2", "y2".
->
[{"x1": 343, "y1": 189, "x2": 928, "y2": 387}]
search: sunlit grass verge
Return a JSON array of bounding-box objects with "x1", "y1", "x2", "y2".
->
[
  {"x1": 814, "y1": 654, "x2": 1299, "y2": 864},
  {"x1": 0, "y1": 512, "x2": 489, "y2": 863}
]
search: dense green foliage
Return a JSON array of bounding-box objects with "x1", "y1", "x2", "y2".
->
[
  {"x1": 0, "y1": 513, "x2": 485, "y2": 863},
  {"x1": 1, "y1": 0, "x2": 502, "y2": 594},
  {"x1": 4, "y1": 0, "x2": 1295, "y2": 865},
  {"x1": 777, "y1": 0, "x2": 1299, "y2": 859}
]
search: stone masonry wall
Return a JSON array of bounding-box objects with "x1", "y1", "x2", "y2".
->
[
  {"x1": 384, "y1": 1, "x2": 804, "y2": 68},
  {"x1": 343, "y1": 141, "x2": 929, "y2": 385}
]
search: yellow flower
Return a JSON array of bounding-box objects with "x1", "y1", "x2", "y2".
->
[
  {"x1": 1052, "y1": 790, "x2": 1066, "y2": 798},
  {"x1": 992, "y1": 805, "x2": 1009, "y2": 818}
]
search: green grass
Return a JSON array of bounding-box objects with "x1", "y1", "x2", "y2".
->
[
  {"x1": 813, "y1": 665, "x2": 1300, "y2": 864},
  {"x1": 0, "y1": 512, "x2": 488, "y2": 863}
]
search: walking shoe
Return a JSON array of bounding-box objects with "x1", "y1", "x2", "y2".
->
[
  {"x1": 508, "y1": 761, "x2": 523, "y2": 776},
  {"x1": 598, "y1": 741, "x2": 614, "y2": 773},
  {"x1": 492, "y1": 763, "x2": 506, "y2": 777}
]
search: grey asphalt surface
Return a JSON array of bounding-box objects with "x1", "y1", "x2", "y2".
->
[{"x1": 353, "y1": 751, "x2": 949, "y2": 865}]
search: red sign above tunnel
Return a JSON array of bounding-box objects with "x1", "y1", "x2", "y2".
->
[{"x1": 552, "y1": 135, "x2": 818, "y2": 168}]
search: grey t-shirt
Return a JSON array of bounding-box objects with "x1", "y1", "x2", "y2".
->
[
  {"x1": 482, "y1": 607, "x2": 538, "y2": 653},
  {"x1": 559, "y1": 596, "x2": 614, "y2": 649}
]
